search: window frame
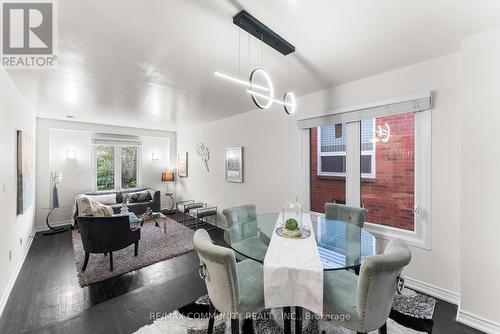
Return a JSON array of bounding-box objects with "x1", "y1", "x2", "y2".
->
[
  {"x1": 92, "y1": 143, "x2": 142, "y2": 191},
  {"x1": 317, "y1": 122, "x2": 376, "y2": 179},
  {"x1": 308, "y1": 110, "x2": 432, "y2": 250}
]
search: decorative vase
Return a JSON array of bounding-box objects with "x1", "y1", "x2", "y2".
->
[
  {"x1": 120, "y1": 202, "x2": 129, "y2": 215},
  {"x1": 282, "y1": 198, "x2": 302, "y2": 230},
  {"x1": 52, "y1": 185, "x2": 59, "y2": 209}
]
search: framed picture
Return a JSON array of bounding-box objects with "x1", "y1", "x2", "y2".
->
[
  {"x1": 17, "y1": 130, "x2": 34, "y2": 215},
  {"x1": 225, "y1": 146, "x2": 243, "y2": 183},
  {"x1": 178, "y1": 152, "x2": 188, "y2": 177}
]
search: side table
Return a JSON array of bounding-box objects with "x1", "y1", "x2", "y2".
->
[
  {"x1": 42, "y1": 206, "x2": 71, "y2": 235},
  {"x1": 164, "y1": 192, "x2": 176, "y2": 213}
]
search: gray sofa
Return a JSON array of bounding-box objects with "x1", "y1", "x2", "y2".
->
[{"x1": 80, "y1": 188, "x2": 160, "y2": 216}]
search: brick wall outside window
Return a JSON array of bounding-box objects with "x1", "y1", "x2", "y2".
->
[{"x1": 310, "y1": 112, "x2": 415, "y2": 230}]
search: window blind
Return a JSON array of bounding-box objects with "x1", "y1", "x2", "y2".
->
[
  {"x1": 297, "y1": 92, "x2": 431, "y2": 129},
  {"x1": 91, "y1": 134, "x2": 142, "y2": 146}
]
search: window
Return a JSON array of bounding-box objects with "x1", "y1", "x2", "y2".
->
[
  {"x1": 94, "y1": 143, "x2": 140, "y2": 191},
  {"x1": 121, "y1": 146, "x2": 138, "y2": 189},
  {"x1": 317, "y1": 120, "x2": 375, "y2": 178},
  {"x1": 361, "y1": 112, "x2": 415, "y2": 231},
  {"x1": 96, "y1": 146, "x2": 115, "y2": 190},
  {"x1": 307, "y1": 97, "x2": 432, "y2": 249}
]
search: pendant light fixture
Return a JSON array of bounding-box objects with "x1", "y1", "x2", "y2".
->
[{"x1": 213, "y1": 10, "x2": 297, "y2": 114}]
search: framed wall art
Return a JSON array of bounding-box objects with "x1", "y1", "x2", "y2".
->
[{"x1": 225, "y1": 146, "x2": 243, "y2": 183}]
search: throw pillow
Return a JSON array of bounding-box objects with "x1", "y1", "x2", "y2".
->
[
  {"x1": 88, "y1": 197, "x2": 114, "y2": 217},
  {"x1": 75, "y1": 195, "x2": 92, "y2": 216},
  {"x1": 87, "y1": 193, "x2": 117, "y2": 205},
  {"x1": 128, "y1": 190, "x2": 152, "y2": 203}
]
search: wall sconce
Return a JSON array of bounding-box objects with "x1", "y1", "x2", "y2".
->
[
  {"x1": 66, "y1": 150, "x2": 76, "y2": 160},
  {"x1": 152, "y1": 152, "x2": 159, "y2": 161}
]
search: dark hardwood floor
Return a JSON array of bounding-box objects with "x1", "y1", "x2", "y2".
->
[{"x1": 0, "y1": 216, "x2": 484, "y2": 334}]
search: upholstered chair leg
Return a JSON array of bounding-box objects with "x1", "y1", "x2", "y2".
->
[
  {"x1": 109, "y1": 252, "x2": 114, "y2": 271},
  {"x1": 134, "y1": 241, "x2": 139, "y2": 256},
  {"x1": 207, "y1": 301, "x2": 215, "y2": 334},
  {"x1": 231, "y1": 318, "x2": 239, "y2": 334},
  {"x1": 354, "y1": 266, "x2": 360, "y2": 275},
  {"x1": 82, "y1": 252, "x2": 90, "y2": 271},
  {"x1": 379, "y1": 322, "x2": 387, "y2": 334},
  {"x1": 104, "y1": 252, "x2": 107, "y2": 256}
]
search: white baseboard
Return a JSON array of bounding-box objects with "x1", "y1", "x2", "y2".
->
[
  {"x1": 457, "y1": 308, "x2": 500, "y2": 334},
  {"x1": 34, "y1": 219, "x2": 72, "y2": 232},
  {"x1": 0, "y1": 233, "x2": 35, "y2": 317},
  {"x1": 404, "y1": 276, "x2": 460, "y2": 305}
]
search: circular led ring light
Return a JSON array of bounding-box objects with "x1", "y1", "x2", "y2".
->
[
  {"x1": 283, "y1": 91, "x2": 296, "y2": 114},
  {"x1": 250, "y1": 68, "x2": 274, "y2": 109}
]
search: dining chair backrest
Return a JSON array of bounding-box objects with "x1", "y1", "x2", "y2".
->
[
  {"x1": 222, "y1": 204, "x2": 258, "y2": 242},
  {"x1": 356, "y1": 238, "x2": 412, "y2": 330},
  {"x1": 193, "y1": 229, "x2": 240, "y2": 314},
  {"x1": 325, "y1": 203, "x2": 368, "y2": 228}
]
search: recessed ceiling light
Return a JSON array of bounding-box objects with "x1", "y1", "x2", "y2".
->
[{"x1": 66, "y1": 115, "x2": 76, "y2": 119}]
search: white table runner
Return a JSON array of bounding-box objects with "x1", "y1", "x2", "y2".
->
[{"x1": 263, "y1": 213, "x2": 323, "y2": 315}]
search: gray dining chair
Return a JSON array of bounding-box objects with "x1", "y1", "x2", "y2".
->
[
  {"x1": 323, "y1": 238, "x2": 412, "y2": 334},
  {"x1": 325, "y1": 203, "x2": 368, "y2": 228},
  {"x1": 193, "y1": 229, "x2": 265, "y2": 334},
  {"x1": 222, "y1": 204, "x2": 257, "y2": 242},
  {"x1": 222, "y1": 204, "x2": 267, "y2": 261}
]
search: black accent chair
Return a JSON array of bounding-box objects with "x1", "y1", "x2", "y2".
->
[{"x1": 77, "y1": 215, "x2": 141, "y2": 272}]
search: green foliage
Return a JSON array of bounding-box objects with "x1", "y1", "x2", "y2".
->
[
  {"x1": 96, "y1": 146, "x2": 138, "y2": 190},
  {"x1": 285, "y1": 218, "x2": 299, "y2": 231},
  {"x1": 96, "y1": 146, "x2": 114, "y2": 190},
  {"x1": 121, "y1": 147, "x2": 137, "y2": 189}
]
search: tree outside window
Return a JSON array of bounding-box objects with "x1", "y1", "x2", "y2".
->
[{"x1": 95, "y1": 145, "x2": 140, "y2": 190}]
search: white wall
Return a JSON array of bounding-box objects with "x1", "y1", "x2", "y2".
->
[
  {"x1": 459, "y1": 28, "x2": 500, "y2": 328},
  {"x1": 177, "y1": 53, "x2": 462, "y2": 298},
  {"x1": 35, "y1": 119, "x2": 176, "y2": 230},
  {"x1": 0, "y1": 67, "x2": 36, "y2": 313},
  {"x1": 177, "y1": 108, "x2": 302, "y2": 227}
]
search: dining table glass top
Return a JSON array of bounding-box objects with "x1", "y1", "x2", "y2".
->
[{"x1": 228, "y1": 213, "x2": 377, "y2": 271}]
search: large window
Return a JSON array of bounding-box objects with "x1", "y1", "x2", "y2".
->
[
  {"x1": 94, "y1": 144, "x2": 140, "y2": 191},
  {"x1": 308, "y1": 103, "x2": 431, "y2": 249},
  {"x1": 317, "y1": 120, "x2": 375, "y2": 178}
]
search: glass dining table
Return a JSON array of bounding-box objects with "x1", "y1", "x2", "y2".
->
[
  {"x1": 228, "y1": 213, "x2": 377, "y2": 334},
  {"x1": 228, "y1": 212, "x2": 377, "y2": 271}
]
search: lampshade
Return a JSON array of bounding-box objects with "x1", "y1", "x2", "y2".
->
[{"x1": 161, "y1": 172, "x2": 174, "y2": 182}]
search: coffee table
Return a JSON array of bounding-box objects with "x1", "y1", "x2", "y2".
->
[{"x1": 128, "y1": 212, "x2": 168, "y2": 234}]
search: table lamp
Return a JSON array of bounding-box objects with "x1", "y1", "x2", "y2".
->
[{"x1": 161, "y1": 172, "x2": 175, "y2": 193}]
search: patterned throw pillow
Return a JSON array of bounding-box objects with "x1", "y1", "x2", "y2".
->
[
  {"x1": 128, "y1": 190, "x2": 152, "y2": 203},
  {"x1": 76, "y1": 196, "x2": 113, "y2": 217}
]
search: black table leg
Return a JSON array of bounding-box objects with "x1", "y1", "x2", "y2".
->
[
  {"x1": 295, "y1": 306, "x2": 303, "y2": 334},
  {"x1": 231, "y1": 318, "x2": 239, "y2": 334},
  {"x1": 283, "y1": 306, "x2": 291, "y2": 334},
  {"x1": 207, "y1": 301, "x2": 215, "y2": 334}
]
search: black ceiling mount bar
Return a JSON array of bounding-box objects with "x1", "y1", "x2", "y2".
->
[{"x1": 233, "y1": 10, "x2": 295, "y2": 56}]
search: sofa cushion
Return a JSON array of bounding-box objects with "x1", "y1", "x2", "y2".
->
[
  {"x1": 129, "y1": 190, "x2": 152, "y2": 203},
  {"x1": 87, "y1": 193, "x2": 117, "y2": 205}
]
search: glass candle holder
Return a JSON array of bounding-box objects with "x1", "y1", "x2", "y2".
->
[{"x1": 282, "y1": 198, "x2": 303, "y2": 230}]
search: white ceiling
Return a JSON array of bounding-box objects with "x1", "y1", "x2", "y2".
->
[{"x1": 7, "y1": 0, "x2": 500, "y2": 131}]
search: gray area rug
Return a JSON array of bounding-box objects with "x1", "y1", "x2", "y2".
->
[
  {"x1": 134, "y1": 288, "x2": 436, "y2": 334},
  {"x1": 72, "y1": 219, "x2": 195, "y2": 286}
]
